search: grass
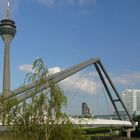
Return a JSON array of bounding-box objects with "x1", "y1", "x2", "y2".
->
[{"x1": 0, "y1": 133, "x2": 32, "y2": 140}]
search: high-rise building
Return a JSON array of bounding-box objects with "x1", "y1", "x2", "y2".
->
[
  {"x1": 82, "y1": 102, "x2": 90, "y2": 115},
  {"x1": 122, "y1": 89, "x2": 140, "y2": 115}
]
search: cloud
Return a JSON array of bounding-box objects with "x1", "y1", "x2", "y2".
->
[
  {"x1": 19, "y1": 64, "x2": 62, "y2": 74},
  {"x1": 19, "y1": 64, "x2": 33, "y2": 73},
  {"x1": 60, "y1": 71, "x2": 140, "y2": 95},
  {"x1": 48, "y1": 67, "x2": 62, "y2": 74},
  {"x1": 59, "y1": 73, "x2": 97, "y2": 95},
  {"x1": 19, "y1": 64, "x2": 97, "y2": 94},
  {"x1": 19, "y1": 64, "x2": 140, "y2": 94},
  {"x1": 34, "y1": 0, "x2": 96, "y2": 6},
  {"x1": 112, "y1": 72, "x2": 140, "y2": 87}
]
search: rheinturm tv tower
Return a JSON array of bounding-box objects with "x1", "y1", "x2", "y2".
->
[{"x1": 0, "y1": 0, "x2": 16, "y2": 94}]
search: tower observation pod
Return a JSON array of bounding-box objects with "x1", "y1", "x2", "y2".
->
[{"x1": 0, "y1": 0, "x2": 16, "y2": 94}]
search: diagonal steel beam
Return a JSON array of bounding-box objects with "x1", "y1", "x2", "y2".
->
[
  {"x1": 98, "y1": 60, "x2": 135, "y2": 125},
  {"x1": 4, "y1": 58, "x2": 100, "y2": 102},
  {"x1": 94, "y1": 62, "x2": 122, "y2": 120}
]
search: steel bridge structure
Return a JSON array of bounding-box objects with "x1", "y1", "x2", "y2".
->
[{"x1": 0, "y1": 58, "x2": 137, "y2": 126}]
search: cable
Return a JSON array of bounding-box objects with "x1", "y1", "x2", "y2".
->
[{"x1": 62, "y1": 66, "x2": 92, "y2": 115}]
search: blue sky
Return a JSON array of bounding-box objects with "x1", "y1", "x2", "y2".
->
[{"x1": 0, "y1": 0, "x2": 140, "y2": 114}]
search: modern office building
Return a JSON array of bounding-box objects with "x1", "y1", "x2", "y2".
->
[
  {"x1": 82, "y1": 102, "x2": 90, "y2": 115},
  {"x1": 122, "y1": 89, "x2": 140, "y2": 115}
]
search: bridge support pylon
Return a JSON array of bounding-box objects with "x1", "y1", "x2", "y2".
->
[{"x1": 125, "y1": 127, "x2": 135, "y2": 139}]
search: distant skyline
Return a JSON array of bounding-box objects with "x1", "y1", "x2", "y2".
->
[{"x1": 0, "y1": 0, "x2": 140, "y2": 115}]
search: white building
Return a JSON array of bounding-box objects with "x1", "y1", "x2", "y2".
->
[{"x1": 122, "y1": 89, "x2": 140, "y2": 115}]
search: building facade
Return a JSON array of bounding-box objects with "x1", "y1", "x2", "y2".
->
[
  {"x1": 82, "y1": 102, "x2": 90, "y2": 115},
  {"x1": 122, "y1": 89, "x2": 140, "y2": 115}
]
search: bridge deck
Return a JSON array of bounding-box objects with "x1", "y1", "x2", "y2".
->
[
  {"x1": 0, "y1": 118, "x2": 137, "y2": 132},
  {"x1": 69, "y1": 118, "x2": 137, "y2": 128}
]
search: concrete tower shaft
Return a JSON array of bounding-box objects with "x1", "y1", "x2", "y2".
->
[{"x1": 2, "y1": 34, "x2": 13, "y2": 94}]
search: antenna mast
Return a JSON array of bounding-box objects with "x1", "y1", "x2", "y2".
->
[{"x1": 6, "y1": 0, "x2": 10, "y2": 19}]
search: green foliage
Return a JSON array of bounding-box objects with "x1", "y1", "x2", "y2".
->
[
  {"x1": 0, "y1": 58, "x2": 86, "y2": 140},
  {"x1": 11, "y1": 58, "x2": 69, "y2": 140},
  {"x1": 133, "y1": 115, "x2": 140, "y2": 126},
  {"x1": 132, "y1": 115, "x2": 140, "y2": 137},
  {"x1": 82, "y1": 127, "x2": 120, "y2": 135},
  {"x1": 73, "y1": 128, "x2": 90, "y2": 140},
  {"x1": 0, "y1": 93, "x2": 18, "y2": 127},
  {"x1": 84, "y1": 127, "x2": 110, "y2": 134}
]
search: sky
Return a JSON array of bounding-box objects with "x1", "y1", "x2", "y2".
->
[{"x1": 0, "y1": 0, "x2": 140, "y2": 115}]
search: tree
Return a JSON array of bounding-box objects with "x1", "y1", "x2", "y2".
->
[
  {"x1": 133, "y1": 115, "x2": 140, "y2": 136},
  {"x1": 0, "y1": 58, "x2": 88, "y2": 140}
]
